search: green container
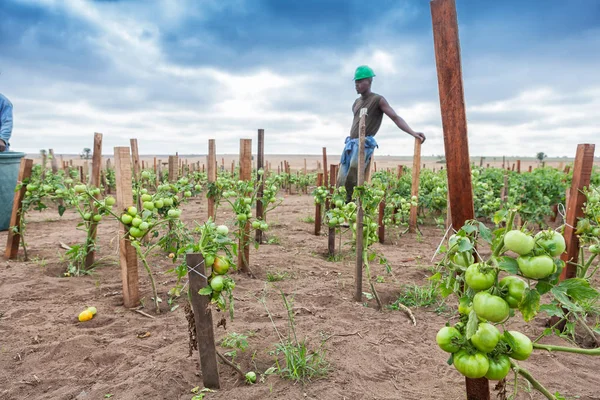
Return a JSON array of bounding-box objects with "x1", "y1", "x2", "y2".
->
[{"x1": 0, "y1": 152, "x2": 26, "y2": 231}]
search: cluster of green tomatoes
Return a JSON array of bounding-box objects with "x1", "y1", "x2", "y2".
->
[{"x1": 437, "y1": 228, "x2": 567, "y2": 380}]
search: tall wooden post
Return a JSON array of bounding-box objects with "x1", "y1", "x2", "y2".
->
[
  {"x1": 354, "y1": 109, "x2": 367, "y2": 301},
  {"x1": 85, "y1": 133, "x2": 103, "y2": 269},
  {"x1": 186, "y1": 253, "x2": 220, "y2": 389},
  {"x1": 114, "y1": 147, "x2": 139, "y2": 308},
  {"x1": 238, "y1": 139, "x2": 252, "y2": 273},
  {"x1": 5, "y1": 159, "x2": 33, "y2": 259},
  {"x1": 315, "y1": 173, "x2": 323, "y2": 236},
  {"x1": 431, "y1": 0, "x2": 488, "y2": 398},
  {"x1": 516, "y1": 159, "x2": 521, "y2": 173},
  {"x1": 49, "y1": 149, "x2": 58, "y2": 173},
  {"x1": 322, "y1": 147, "x2": 328, "y2": 186},
  {"x1": 168, "y1": 155, "x2": 178, "y2": 183},
  {"x1": 130, "y1": 139, "x2": 141, "y2": 181},
  {"x1": 327, "y1": 165, "x2": 337, "y2": 257},
  {"x1": 409, "y1": 139, "x2": 422, "y2": 233},
  {"x1": 255, "y1": 130, "x2": 265, "y2": 243},
  {"x1": 207, "y1": 140, "x2": 217, "y2": 220},
  {"x1": 559, "y1": 144, "x2": 595, "y2": 280}
]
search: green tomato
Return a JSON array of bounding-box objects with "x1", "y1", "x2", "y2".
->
[
  {"x1": 74, "y1": 184, "x2": 87, "y2": 194},
  {"x1": 127, "y1": 206, "x2": 138, "y2": 216},
  {"x1": 139, "y1": 222, "x2": 149, "y2": 231},
  {"x1": 129, "y1": 227, "x2": 144, "y2": 238},
  {"x1": 473, "y1": 292, "x2": 509, "y2": 323},
  {"x1": 517, "y1": 255, "x2": 555, "y2": 279},
  {"x1": 245, "y1": 371, "x2": 256, "y2": 384},
  {"x1": 499, "y1": 276, "x2": 528, "y2": 308},
  {"x1": 453, "y1": 350, "x2": 489, "y2": 379},
  {"x1": 589, "y1": 244, "x2": 600, "y2": 254},
  {"x1": 121, "y1": 214, "x2": 133, "y2": 225},
  {"x1": 65, "y1": 178, "x2": 74, "y2": 185},
  {"x1": 252, "y1": 221, "x2": 261, "y2": 229},
  {"x1": 458, "y1": 297, "x2": 472, "y2": 315},
  {"x1": 195, "y1": 184, "x2": 201, "y2": 191},
  {"x1": 26, "y1": 184, "x2": 38, "y2": 191},
  {"x1": 154, "y1": 199, "x2": 164, "y2": 209},
  {"x1": 92, "y1": 214, "x2": 102, "y2": 222},
  {"x1": 204, "y1": 254, "x2": 215, "y2": 267},
  {"x1": 465, "y1": 263, "x2": 496, "y2": 291},
  {"x1": 328, "y1": 218, "x2": 338, "y2": 227},
  {"x1": 260, "y1": 222, "x2": 268, "y2": 230},
  {"x1": 105, "y1": 196, "x2": 116, "y2": 206},
  {"x1": 335, "y1": 199, "x2": 344, "y2": 208},
  {"x1": 163, "y1": 198, "x2": 173, "y2": 207},
  {"x1": 168, "y1": 209, "x2": 180, "y2": 218},
  {"x1": 485, "y1": 354, "x2": 511, "y2": 380},
  {"x1": 470, "y1": 323, "x2": 501, "y2": 353},
  {"x1": 452, "y1": 252, "x2": 474, "y2": 268},
  {"x1": 141, "y1": 188, "x2": 149, "y2": 195},
  {"x1": 535, "y1": 230, "x2": 566, "y2": 257},
  {"x1": 506, "y1": 331, "x2": 533, "y2": 361},
  {"x1": 141, "y1": 194, "x2": 152, "y2": 202},
  {"x1": 143, "y1": 201, "x2": 154, "y2": 211},
  {"x1": 131, "y1": 217, "x2": 143, "y2": 227},
  {"x1": 210, "y1": 275, "x2": 224, "y2": 292},
  {"x1": 216, "y1": 225, "x2": 229, "y2": 236},
  {"x1": 184, "y1": 191, "x2": 192, "y2": 198},
  {"x1": 83, "y1": 212, "x2": 92, "y2": 221},
  {"x1": 237, "y1": 213, "x2": 248, "y2": 222},
  {"x1": 504, "y1": 230, "x2": 534, "y2": 255},
  {"x1": 436, "y1": 326, "x2": 462, "y2": 353},
  {"x1": 141, "y1": 171, "x2": 151, "y2": 179},
  {"x1": 212, "y1": 256, "x2": 230, "y2": 275}
]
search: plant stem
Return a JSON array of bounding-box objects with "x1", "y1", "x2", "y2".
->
[
  {"x1": 509, "y1": 360, "x2": 556, "y2": 400},
  {"x1": 493, "y1": 209, "x2": 517, "y2": 257},
  {"x1": 136, "y1": 246, "x2": 160, "y2": 314},
  {"x1": 533, "y1": 342, "x2": 600, "y2": 355}
]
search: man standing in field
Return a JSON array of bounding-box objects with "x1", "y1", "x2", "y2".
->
[
  {"x1": 0, "y1": 92, "x2": 13, "y2": 152},
  {"x1": 337, "y1": 65, "x2": 426, "y2": 201}
]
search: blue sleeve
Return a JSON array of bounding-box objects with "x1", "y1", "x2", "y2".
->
[{"x1": 0, "y1": 102, "x2": 13, "y2": 145}]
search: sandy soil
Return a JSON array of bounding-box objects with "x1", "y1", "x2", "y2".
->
[{"x1": 1, "y1": 192, "x2": 600, "y2": 400}]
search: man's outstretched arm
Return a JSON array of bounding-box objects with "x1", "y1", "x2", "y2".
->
[{"x1": 379, "y1": 97, "x2": 425, "y2": 143}]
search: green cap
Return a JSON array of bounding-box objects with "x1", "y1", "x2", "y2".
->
[{"x1": 354, "y1": 65, "x2": 375, "y2": 81}]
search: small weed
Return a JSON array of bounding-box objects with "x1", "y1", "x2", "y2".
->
[
  {"x1": 300, "y1": 215, "x2": 315, "y2": 223},
  {"x1": 31, "y1": 256, "x2": 47, "y2": 268},
  {"x1": 388, "y1": 282, "x2": 448, "y2": 314},
  {"x1": 375, "y1": 275, "x2": 385, "y2": 283},
  {"x1": 327, "y1": 253, "x2": 344, "y2": 262},
  {"x1": 267, "y1": 236, "x2": 281, "y2": 245},
  {"x1": 221, "y1": 332, "x2": 250, "y2": 352},
  {"x1": 267, "y1": 270, "x2": 290, "y2": 282}
]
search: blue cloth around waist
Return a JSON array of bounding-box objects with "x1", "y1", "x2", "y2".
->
[{"x1": 339, "y1": 136, "x2": 378, "y2": 170}]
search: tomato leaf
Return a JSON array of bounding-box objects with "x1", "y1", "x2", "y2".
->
[
  {"x1": 461, "y1": 224, "x2": 477, "y2": 235},
  {"x1": 466, "y1": 310, "x2": 478, "y2": 340},
  {"x1": 535, "y1": 281, "x2": 553, "y2": 295},
  {"x1": 555, "y1": 278, "x2": 599, "y2": 302},
  {"x1": 539, "y1": 304, "x2": 564, "y2": 318},
  {"x1": 58, "y1": 204, "x2": 66, "y2": 216},
  {"x1": 198, "y1": 287, "x2": 213, "y2": 296},
  {"x1": 446, "y1": 353, "x2": 454, "y2": 366},
  {"x1": 477, "y1": 222, "x2": 493, "y2": 244},
  {"x1": 551, "y1": 285, "x2": 583, "y2": 313},
  {"x1": 497, "y1": 256, "x2": 519, "y2": 275},
  {"x1": 503, "y1": 331, "x2": 517, "y2": 351},
  {"x1": 457, "y1": 238, "x2": 473, "y2": 253},
  {"x1": 519, "y1": 288, "x2": 540, "y2": 322}
]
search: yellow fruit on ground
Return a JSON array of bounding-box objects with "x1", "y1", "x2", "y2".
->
[
  {"x1": 78, "y1": 309, "x2": 94, "y2": 322},
  {"x1": 87, "y1": 306, "x2": 97, "y2": 315}
]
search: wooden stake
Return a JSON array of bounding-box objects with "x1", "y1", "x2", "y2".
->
[
  {"x1": 186, "y1": 253, "x2": 220, "y2": 389},
  {"x1": 5, "y1": 158, "x2": 33, "y2": 259},
  {"x1": 327, "y1": 164, "x2": 337, "y2": 257},
  {"x1": 168, "y1": 155, "x2": 178, "y2": 183},
  {"x1": 322, "y1": 147, "x2": 328, "y2": 186},
  {"x1": 559, "y1": 144, "x2": 595, "y2": 281},
  {"x1": 409, "y1": 138, "x2": 422, "y2": 233},
  {"x1": 431, "y1": 0, "x2": 489, "y2": 397},
  {"x1": 85, "y1": 132, "x2": 103, "y2": 269},
  {"x1": 315, "y1": 173, "x2": 323, "y2": 236},
  {"x1": 238, "y1": 139, "x2": 252, "y2": 273},
  {"x1": 114, "y1": 146, "x2": 139, "y2": 308},
  {"x1": 207, "y1": 139, "x2": 217, "y2": 220},
  {"x1": 49, "y1": 149, "x2": 58, "y2": 173},
  {"x1": 354, "y1": 108, "x2": 367, "y2": 302},
  {"x1": 528, "y1": 165, "x2": 532, "y2": 173},
  {"x1": 255, "y1": 130, "x2": 265, "y2": 244},
  {"x1": 516, "y1": 160, "x2": 521, "y2": 173},
  {"x1": 130, "y1": 139, "x2": 141, "y2": 181}
]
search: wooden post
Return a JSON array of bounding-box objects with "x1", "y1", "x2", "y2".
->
[
  {"x1": 303, "y1": 158, "x2": 307, "y2": 175},
  {"x1": 49, "y1": 149, "x2": 59, "y2": 173},
  {"x1": 79, "y1": 166, "x2": 85, "y2": 183},
  {"x1": 5, "y1": 158, "x2": 33, "y2": 259},
  {"x1": 255, "y1": 130, "x2": 265, "y2": 244},
  {"x1": 397, "y1": 165, "x2": 404, "y2": 178},
  {"x1": 502, "y1": 156, "x2": 505, "y2": 169},
  {"x1": 315, "y1": 173, "x2": 323, "y2": 236},
  {"x1": 114, "y1": 147, "x2": 139, "y2": 308},
  {"x1": 354, "y1": 108, "x2": 367, "y2": 302},
  {"x1": 322, "y1": 147, "x2": 328, "y2": 187},
  {"x1": 207, "y1": 140, "x2": 217, "y2": 220},
  {"x1": 559, "y1": 144, "x2": 595, "y2": 281},
  {"x1": 130, "y1": 139, "x2": 141, "y2": 181},
  {"x1": 186, "y1": 253, "x2": 220, "y2": 389},
  {"x1": 168, "y1": 155, "x2": 178, "y2": 183},
  {"x1": 528, "y1": 165, "x2": 532, "y2": 172},
  {"x1": 238, "y1": 139, "x2": 252, "y2": 273},
  {"x1": 327, "y1": 165, "x2": 337, "y2": 257},
  {"x1": 85, "y1": 133, "x2": 103, "y2": 269},
  {"x1": 409, "y1": 139, "x2": 422, "y2": 233},
  {"x1": 156, "y1": 159, "x2": 162, "y2": 185},
  {"x1": 374, "y1": 162, "x2": 377, "y2": 172},
  {"x1": 516, "y1": 160, "x2": 521, "y2": 173},
  {"x1": 479, "y1": 157, "x2": 483, "y2": 167},
  {"x1": 431, "y1": 0, "x2": 489, "y2": 398}
]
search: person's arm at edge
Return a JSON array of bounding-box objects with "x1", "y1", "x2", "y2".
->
[
  {"x1": 379, "y1": 96, "x2": 425, "y2": 143},
  {"x1": 0, "y1": 101, "x2": 13, "y2": 151}
]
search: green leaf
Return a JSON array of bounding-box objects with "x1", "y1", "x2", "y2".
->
[
  {"x1": 198, "y1": 287, "x2": 213, "y2": 296},
  {"x1": 478, "y1": 222, "x2": 493, "y2": 244},
  {"x1": 457, "y1": 237, "x2": 473, "y2": 253},
  {"x1": 556, "y1": 278, "x2": 599, "y2": 302},
  {"x1": 535, "y1": 281, "x2": 553, "y2": 295},
  {"x1": 58, "y1": 204, "x2": 66, "y2": 216},
  {"x1": 539, "y1": 304, "x2": 564, "y2": 318},
  {"x1": 446, "y1": 353, "x2": 454, "y2": 366},
  {"x1": 466, "y1": 310, "x2": 479, "y2": 340},
  {"x1": 518, "y1": 288, "x2": 540, "y2": 322},
  {"x1": 551, "y1": 286, "x2": 583, "y2": 313},
  {"x1": 497, "y1": 256, "x2": 519, "y2": 275},
  {"x1": 503, "y1": 331, "x2": 517, "y2": 351},
  {"x1": 461, "y1": 225, "x2": 477, "y2": 235}
]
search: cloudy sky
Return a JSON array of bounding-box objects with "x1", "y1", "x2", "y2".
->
[{"x1": 1, "y1": 0, "x2": 598, "y2": 157}]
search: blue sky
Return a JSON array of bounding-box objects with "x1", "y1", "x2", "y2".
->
[{"x1": 1, "y1": 0, "x2": 598, "y2": 156}]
